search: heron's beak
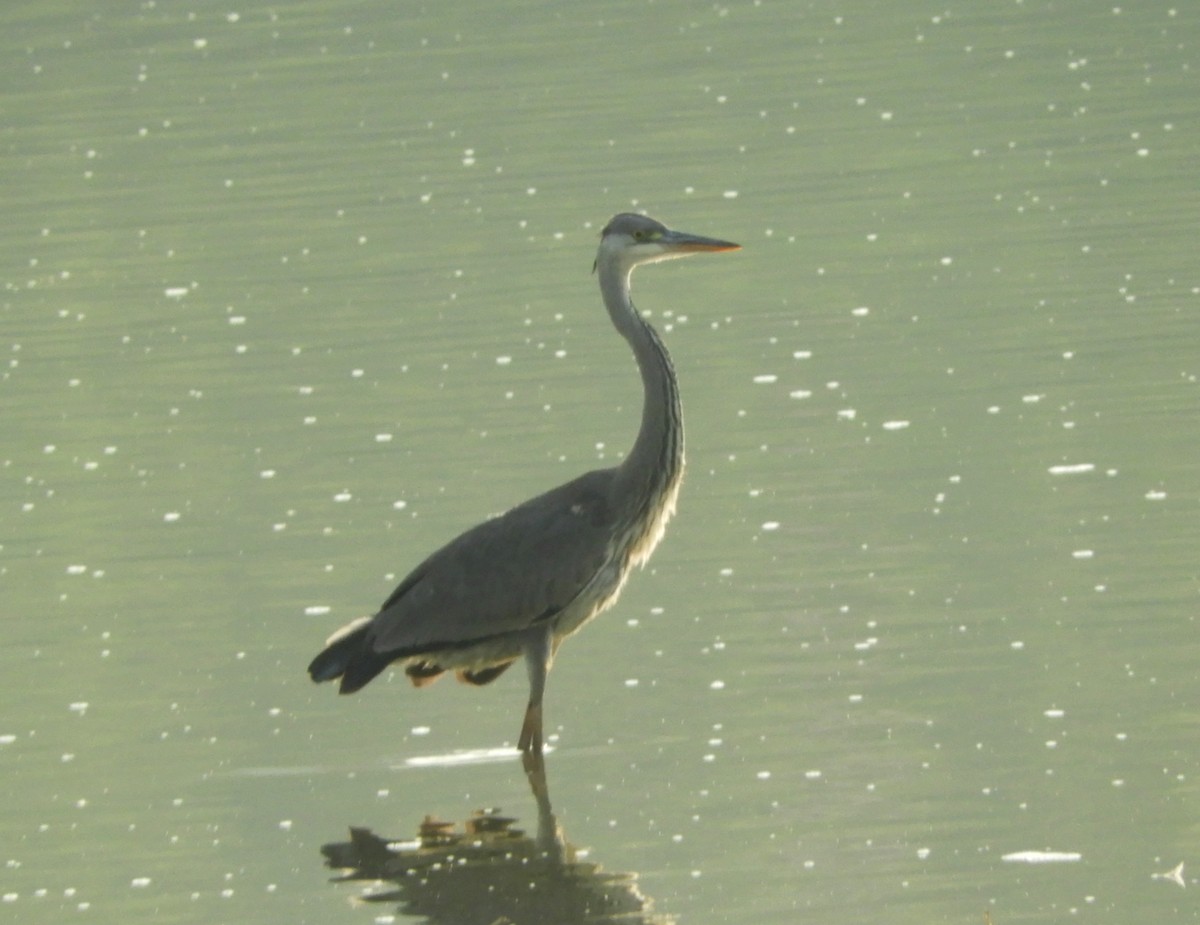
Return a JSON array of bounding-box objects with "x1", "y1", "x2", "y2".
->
[{"x1": 664, "y1": 231, "x2": 741, "y2": 253}]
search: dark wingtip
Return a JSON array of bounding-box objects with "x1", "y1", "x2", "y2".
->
[
  {"x1": 308, "y1": 649, "x2": 345, "y2": 684},
  {"x1": 336, "y1": 650, "x2": 392, "y2": 694},
  {"x1": 308, "y1": 617, "x2": 373, "y2": 686}
]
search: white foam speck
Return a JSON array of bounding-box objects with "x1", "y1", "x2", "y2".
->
[
  {"x1": 1048, "y1": 463, "x2": 1094, "y2": 475},
  {"x1": 1002, "y1": 850, "x2": 1081, "y2": 864}
]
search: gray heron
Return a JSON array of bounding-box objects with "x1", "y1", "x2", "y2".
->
[{"x1": 308, "y1": 212, "x2": 740, "y2": 757}]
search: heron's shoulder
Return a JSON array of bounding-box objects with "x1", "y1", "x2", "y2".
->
[
  {"x1": 530, "y1": 466, "x2": 617, "y2": 502},
  {"x1": 464, "y1": 468, "x2": 612, "y2": 536}
]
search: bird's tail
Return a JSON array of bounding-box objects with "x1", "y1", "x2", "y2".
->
[{"x1": 308, "y1": 616, "x2": 387, "y2": 692}]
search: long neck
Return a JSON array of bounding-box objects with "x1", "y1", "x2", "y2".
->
[{"x1": 598, "y1": 262, "x2": 685, "y2": 520}]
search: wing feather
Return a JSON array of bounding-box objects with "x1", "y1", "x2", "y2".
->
[{"x1": 368, "y1": 469, "x2": 617, "y2": 654}]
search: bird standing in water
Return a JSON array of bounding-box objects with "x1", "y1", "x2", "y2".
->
[{"x1": 308, "y1": 213, "x2": 740, "y2": 758}]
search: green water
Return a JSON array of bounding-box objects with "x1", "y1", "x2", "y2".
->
[{"x1": 3, "y1": 2, "x2": 1197, "y2": 923}]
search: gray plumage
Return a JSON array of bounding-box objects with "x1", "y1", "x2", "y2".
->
[{"x1": 308, "y1": 213, "x2": 739, "y2": 756}]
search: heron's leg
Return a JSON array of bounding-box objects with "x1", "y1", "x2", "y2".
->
[
  {"x1": 522, "y1": 742, "x2": 547, "y2": 785},
  {"x1": 518, "y1": 702, "x2": 543, "y2": 754},
  {"x1": 517, "y1": 626, "x2": 553, "y2": 755}
]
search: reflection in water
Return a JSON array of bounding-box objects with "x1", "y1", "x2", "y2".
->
[{"x1": 318, "y1": 761, "x2": 674, "y2": 924}]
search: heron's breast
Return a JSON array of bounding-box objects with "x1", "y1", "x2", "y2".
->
[
  {"x1": 552, "y1": 481, "x2": 683, "y2": 644},
  {"x1": 623, "y1": 469, "x2": 683, "y2": 569}
]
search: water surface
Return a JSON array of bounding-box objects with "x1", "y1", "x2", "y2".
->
[{"x1": 3, "y1": 2, "x2": 1197, "y2": 923}]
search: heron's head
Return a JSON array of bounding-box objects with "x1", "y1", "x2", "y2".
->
[{"x1": 594, "y1": 213, "x2": 740, "y2": 275}]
